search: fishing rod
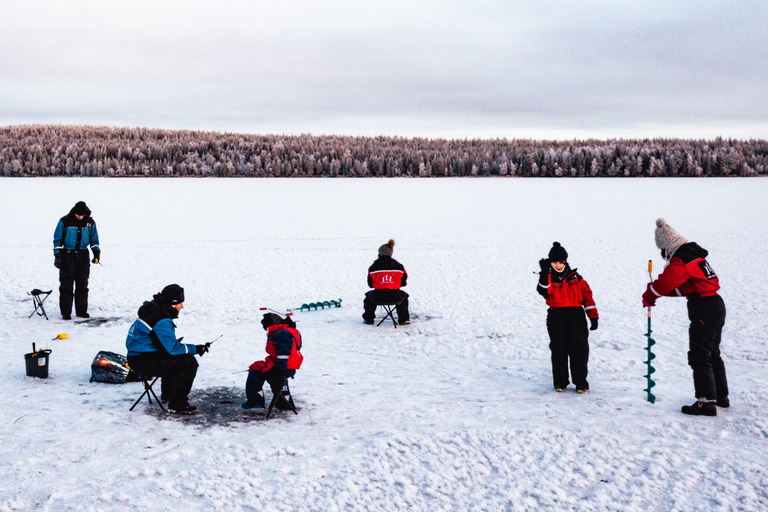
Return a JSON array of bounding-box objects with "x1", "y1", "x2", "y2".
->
[
  {"x1": 260, "y1": 307, "x2": 293, "y2": 316},
  {"x1": 198, "y1": 334, "x2": 224, "y2": 355}
]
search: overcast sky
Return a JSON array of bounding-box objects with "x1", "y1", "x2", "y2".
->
[{"x1": 2, "y1": 1, "x2": 766, "y2": 140}]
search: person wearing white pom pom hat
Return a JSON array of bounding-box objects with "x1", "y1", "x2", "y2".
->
[{"x1": 642, "y1": 218, "x2": 729, "y2": 416}]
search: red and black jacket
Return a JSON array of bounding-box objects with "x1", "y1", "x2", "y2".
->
[
  {"x1": 367, "y1": 256, "x2": 408, "y2": 290},
  {"x1": 643, "y1": 242, "x2": 719, "y2": 303},
  {"x1": 537, "y1": 266, "x2": 598, "y2": 319},
  {"x1": 249, "y1": 324, "x2": 303, "y2": 372}
]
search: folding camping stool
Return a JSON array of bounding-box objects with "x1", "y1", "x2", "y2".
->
[
  {"x1": 265, "y1": 377, "x2": 299, "y2": 419},
  {"x1": 28, "y1": 289, "x2": 52, "y2": 320},
  {"x1": 129, "y1": 375, "x2": 166, "y2": 412},
  {"x1": 377, "y1": 298, "x2": 405, "y2": 328}
]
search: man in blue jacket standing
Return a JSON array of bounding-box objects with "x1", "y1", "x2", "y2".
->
[
  {"x1": 125, "y1": 285, "x2": 208, "y2": 414},
  {"x1": 53, "y1": 201, "x2": 100, "y2": 320}
]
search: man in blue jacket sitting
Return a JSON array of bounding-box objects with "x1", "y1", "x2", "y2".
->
[{"x1": 125, "y1": 285, "x2": 208, "y2": 414}]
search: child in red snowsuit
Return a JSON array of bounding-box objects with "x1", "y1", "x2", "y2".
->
[
  {"x1": 242, "y1": 313, "x2": 303, "y2": 410},
  {"x1": 537, "y1": 242, "x2": 599, "y2": 393}
]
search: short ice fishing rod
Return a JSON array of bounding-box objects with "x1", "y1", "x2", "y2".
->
[
  {"x1": 206, "y1": 334, "x2": 224, "y2": 346},
  {"x1": 260, "y1": 307, "x2": 293, "y2": 316},
  {"x1": 199, "y1": 334, "x2": 224, "y2": 355}
]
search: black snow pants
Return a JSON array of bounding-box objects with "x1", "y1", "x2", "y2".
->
[
  {"x1": 59, "y1": 250, "x2": 91, "y2": 317},
  {"x1": 687, "y1": 294, "x2": 728, "y2": 401},
  {"x1": 245, "y1": 366, "x2": 296, "y2": 408},
  {"x1": 127, "y1": 352, "x2": 199, "y2": 404},
  {"x1": 363, "y1": 289, "x2": 409, "y2": 323},
  {"x1": 547, "y1": 307, "x2": 589, "y2": 389}
]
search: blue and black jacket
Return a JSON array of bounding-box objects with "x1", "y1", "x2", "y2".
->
[
  {"x1": 125, "y1": 296, "x2": 196, "y2": 357},
  {"x1": 53, "y1": 207, "x2": 100, "y2": 257}
]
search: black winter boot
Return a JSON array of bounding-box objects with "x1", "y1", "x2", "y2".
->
[
  {"x1": 681, "y1": 399, "x2": 717, "y2": 416},
  {"x1": 716, "y1": 397, "x2": 730, "y2": 408},
  {"x1": 169, "y1": 401, "x2": 198, "y2": 415}
]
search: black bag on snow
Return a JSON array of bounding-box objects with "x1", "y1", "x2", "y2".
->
[{"x1": 90, "y1": 351, "x2": 140, "y2": 384}]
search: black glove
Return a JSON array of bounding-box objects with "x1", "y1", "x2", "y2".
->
[
  {"x1": 92, "y1": 249, "x2": 100, "y2": 264},
  {"x1": 589, "y1": 318, "x2": 598, "y2": 331},
  {"x1": 54, "y1": 254, "x2": 61, "y2": 269},
  {"x1": 195, "y1": 344, "x2": 209, "y2": 356},
  {"x1": 538, "y1": 258, "x2": 550, "y2": 286}
]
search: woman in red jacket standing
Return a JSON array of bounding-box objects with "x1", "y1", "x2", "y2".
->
[
  {"x1": 537, "y1": 242, "x2": 599, "y2": 393},
  {"x1": 642, "y1": 218, "x2": 729, "y2": 416}
]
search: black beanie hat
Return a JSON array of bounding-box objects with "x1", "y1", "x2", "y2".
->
[
  {"x1": 72, "y1": 201, "x2": 91, "y2": 216},
  {"x1": 261, "y1": 312, "x2": 296, "y2": 330},
  {"x1": 548, "y1": 242, "x2": 568, "y2": 262},
  {"x1": 261, "y1": 313, "x2": 282, "y2": 330},
  {"x1": 161, "y1": 284, "x2": 185, "y2": 305}
]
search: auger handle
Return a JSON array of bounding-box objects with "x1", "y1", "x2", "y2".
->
[{"x1": 647, "y1": 260, "x2": 654, "y2": 317}]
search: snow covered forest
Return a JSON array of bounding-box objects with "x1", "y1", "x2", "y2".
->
[{"x1": 2, "y1": 124, "x2": 767, "y2": 178}]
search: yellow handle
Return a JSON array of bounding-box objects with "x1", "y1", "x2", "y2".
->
[{"x1": 647, "y1": 260, "x2": 653, "y2": 274}]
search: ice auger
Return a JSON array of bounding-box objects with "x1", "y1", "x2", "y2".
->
[
  {"x1": 293, "y1": 299, "x2": 342, "y2": 312},
  {"x1": 644, "y1": 260, "x2": 657, "y2": 403}
]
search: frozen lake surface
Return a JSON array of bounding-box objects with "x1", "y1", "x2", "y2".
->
[{"x1": 1, "y1": 177, "x2": 767, "y2": 511}]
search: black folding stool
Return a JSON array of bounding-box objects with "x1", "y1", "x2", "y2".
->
[
  {"x1": 28, "y1": 289, "x2": 52, "y2": 320},
  {"x1": 129, "y1": 375, "x2": 166, "y2": 412},
  {"x1": 265, "y1": 377, "x2": 299, "y2": 419},
  {"x1": 377, "y1": 298, "x2": 405, "y2": 328},
  {"x1": 377, "y1": 304, "x2": 398, "y2": 327}
]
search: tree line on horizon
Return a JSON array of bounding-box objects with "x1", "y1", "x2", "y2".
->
[{"x1": 1, "y1": 124, "x2": 767, "y2": 178}]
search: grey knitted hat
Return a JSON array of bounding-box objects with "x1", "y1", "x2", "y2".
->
[
  {"x1": 655, "y1": 218, "x2": 687, "y2": 259},
  {"x1": 378, "y1": 239, "x2": 395, "y2": 257}
]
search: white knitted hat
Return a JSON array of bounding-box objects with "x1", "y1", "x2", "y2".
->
[{"x1": 654, "y1": 218, "x2": 687, "y2": 259}]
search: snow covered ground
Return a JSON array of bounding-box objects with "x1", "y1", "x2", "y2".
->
[{"x1": 1, "y1": 177, "x2": 767, "y2": 512}]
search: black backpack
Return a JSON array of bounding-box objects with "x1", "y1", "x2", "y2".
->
[{"x1": 90, "y1": 351, "x2": 140, "y2": 384}]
